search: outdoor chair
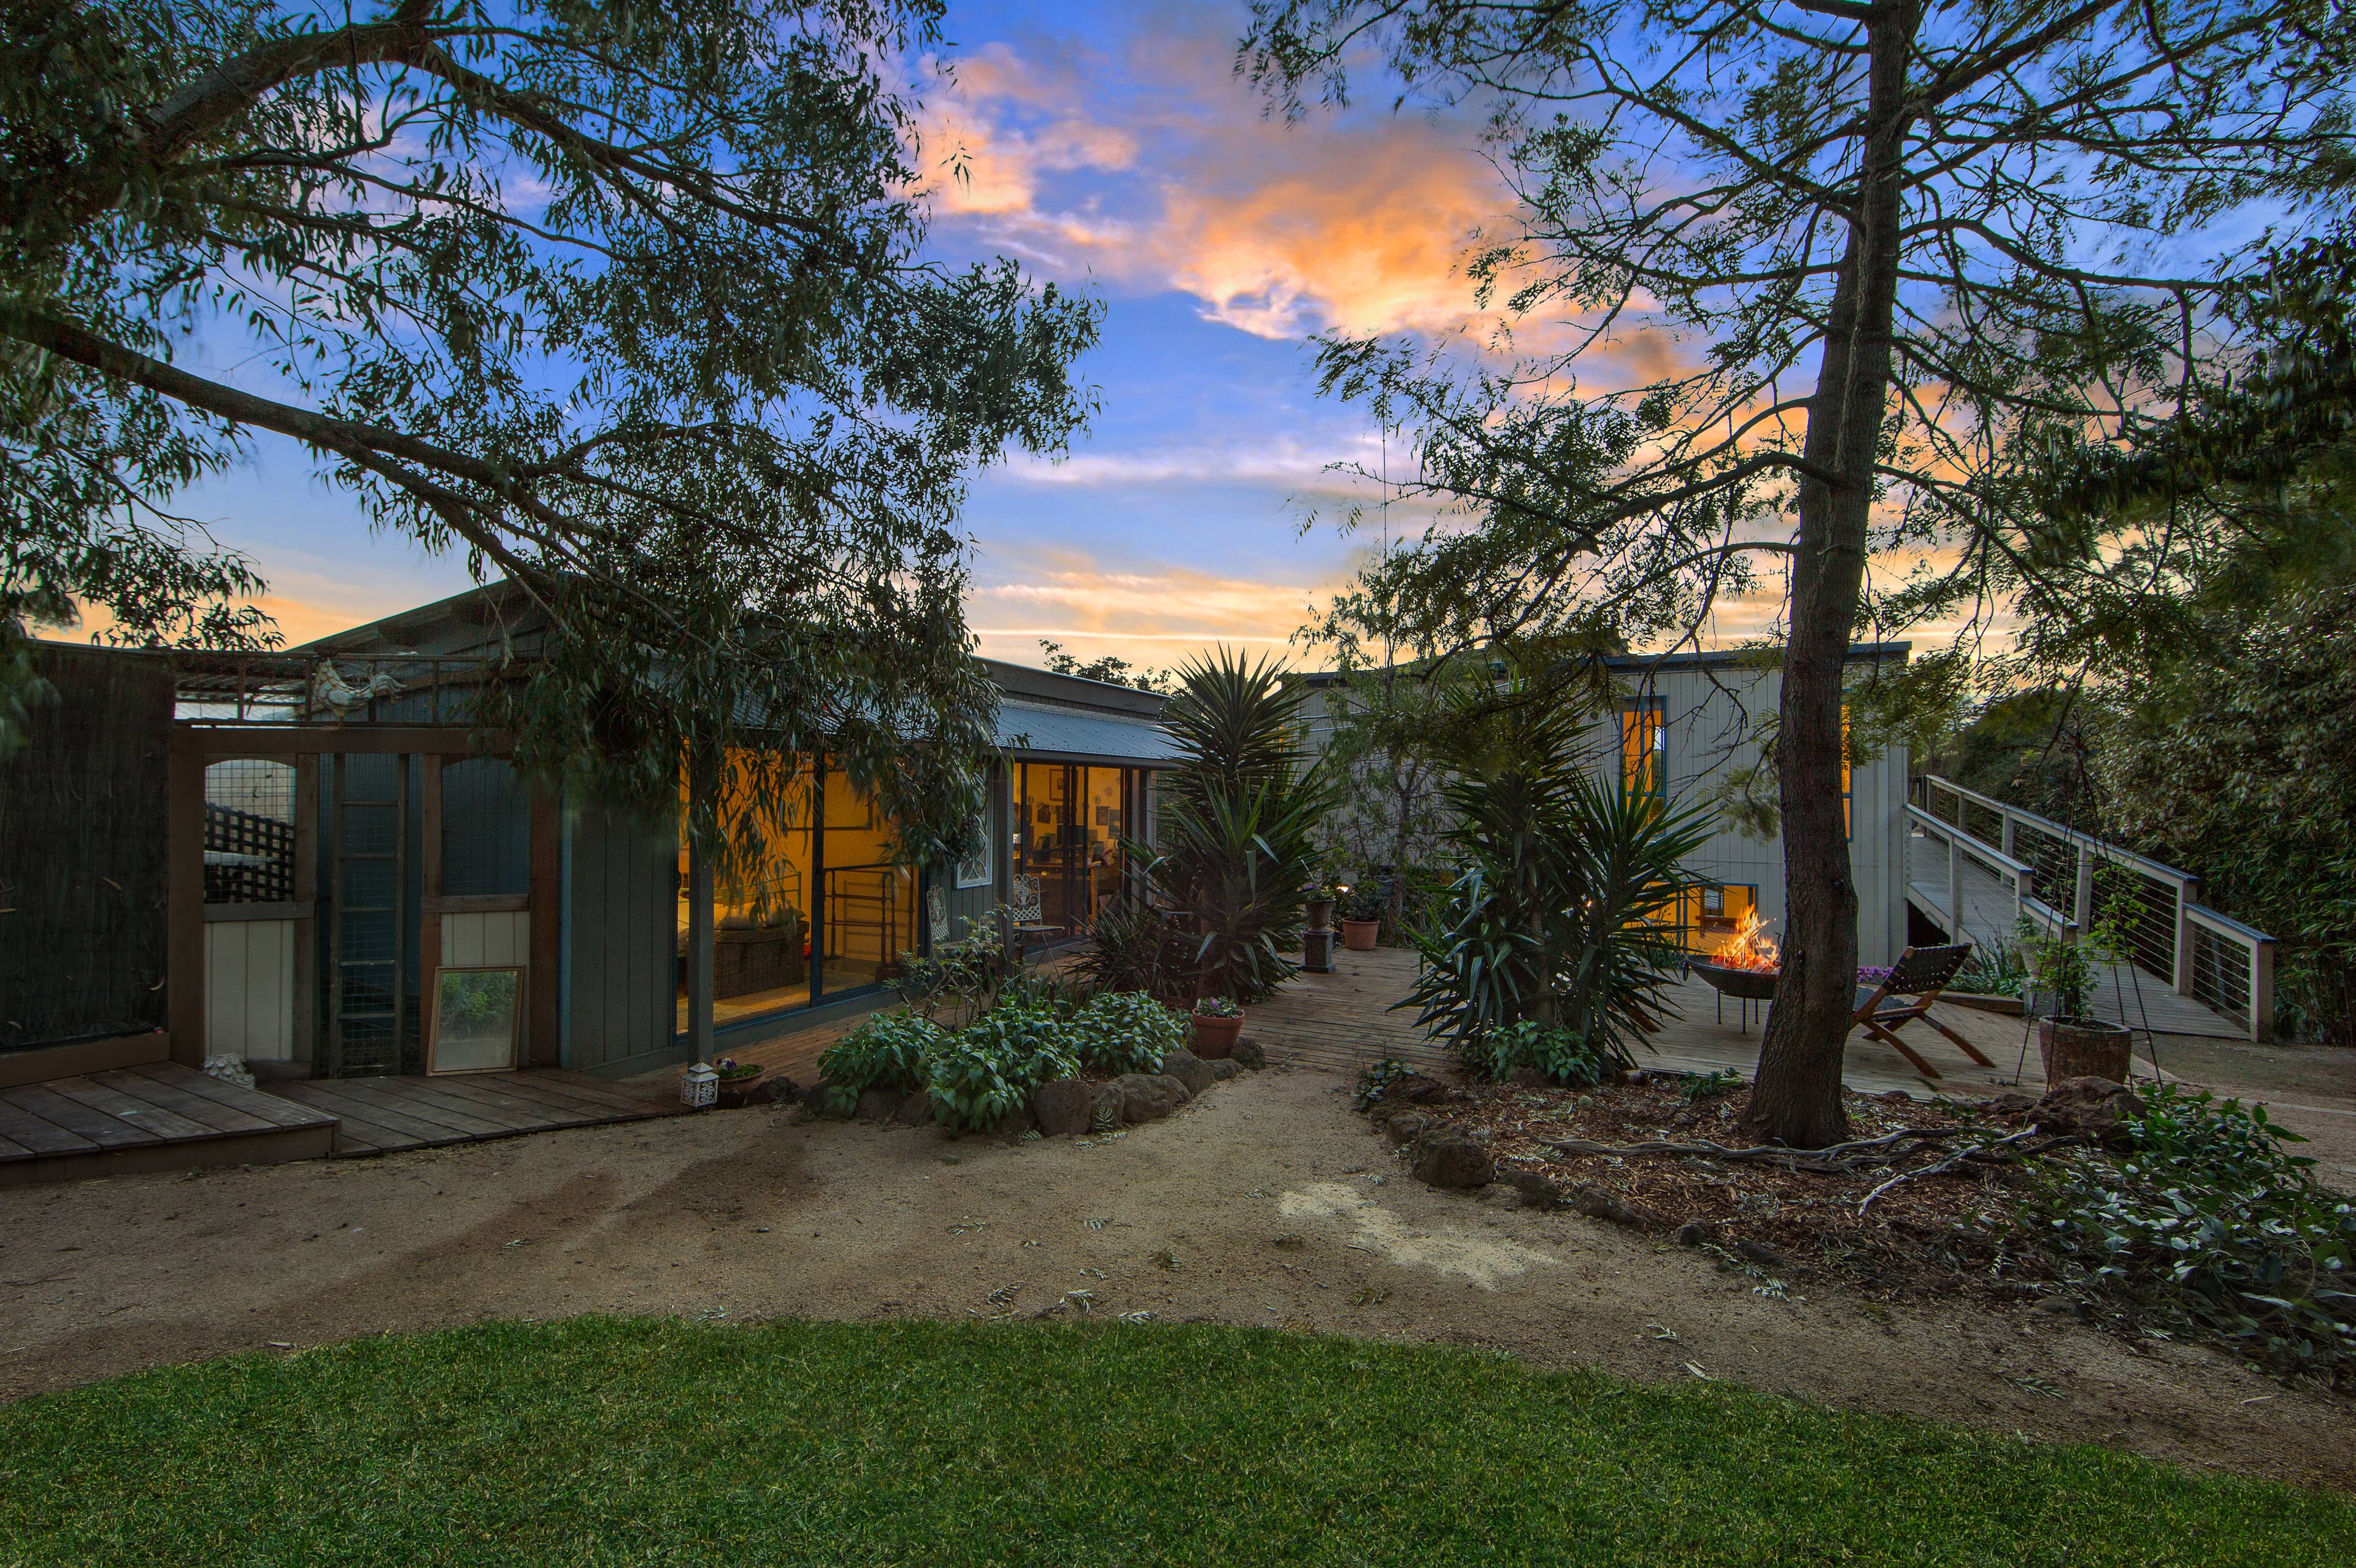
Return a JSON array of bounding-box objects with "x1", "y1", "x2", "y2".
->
[
  {"x1": 1007, "y1": 875, "x2": 1064, "y2": 948},
  {"x1": 1849, "y1": 943, "x2": 1993, "y2": 1078}
]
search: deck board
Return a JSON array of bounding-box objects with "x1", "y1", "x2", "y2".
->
[
  {"x1": 0, "y1": 1063, "x2": 337, "y2": 1186},
  {"x1": 265, "y1": 1070, "x2": 677, "y2": 1157}
]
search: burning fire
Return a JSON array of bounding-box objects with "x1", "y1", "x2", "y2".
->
[{"x1": 1713, "y1": 910, "x2": 1781, "y2": 972}]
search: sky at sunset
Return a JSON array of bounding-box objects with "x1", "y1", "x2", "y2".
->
[{"x1": 158, "y1": 1, "x2": 1806, "y2": 671}]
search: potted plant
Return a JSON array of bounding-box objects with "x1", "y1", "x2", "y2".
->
[
  {"x1": 1191, "y1": 995, "x2": 1244, "y2": 1059},
  {"x1": 1304, "y1": 882, "x2": 1339, "y2": 933},
  {"x1": 1338, "y1": 887, "x2": 1384, "y2": 951},
  {"x1": 2023, "y1": 931, "x2": 2131, "y2": 1083},
  {"x1": 713, "y1": 1056, "x2": 768, "y2": 1108}
]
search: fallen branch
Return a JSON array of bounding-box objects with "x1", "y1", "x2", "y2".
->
[
  {"x1": 1549, "y1": 1126, "x2": 1963, "y2": 1175},
  {"x1": 1857, "y1": 1126, "x2": 2051, "y2": 1216}
]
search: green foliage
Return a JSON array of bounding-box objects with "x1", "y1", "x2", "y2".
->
[
  {"x1": 926, "y1": 1003, "x2": 1080, "y2": 1132},
  {"x1": 816, "y1": 1012, "x2": 942, "y2": 1108},
  {"x1": 1927, "y1": 690, "x2": 2095, "y2": 827},
  {"x1": 2022, "y1": 927, "x2": 2096, "y2": 1022},
  {"x1": 2027, "y1": 1086, "x2": 2356, "y2": 1385},
  {"x1": 1, "y1": 0, "x2": 1099, "y2": 859},
  {"x1": 1458, "y1": 1019, "x2": 1608, "y2": 1088},
  {"x1": 1338, "y1": 888, "x2": 1386, "y2": 924},
  {"x1": 1145, "y1": 651, "x2": 1339, "y2": 1003},
  {"x1": 1072, "y1": 899, "x2": 1184, "y2": 999},
  {"x1": 1072, "y1": 990, "x2": 1185, "y2": 1076},
  {"x1": 895, "y1": 920, "x2": 1014, "y2": 1024},
  {"x1": 1401, "y1": 690, "x2": 1711, "y2": 1072},
  {"x1": 1192, "y1": 995, "x2": 1243, "y2": 1019},
  {"x1": 1353, "y1": 1057, "x2": 1420, "y2": 1111},
  {"x1": 1952, "y1": 943, "x2": 2028, "y2": 999},
  {"x1": 1677, "y1": 1068, "x2": 1744, "y2": 1104}
]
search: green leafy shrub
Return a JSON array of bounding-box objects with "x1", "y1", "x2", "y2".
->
[
  {"x1": 817, "y1": 1012, "x2": 942, "y2": 1110},
  {"x1": 1677, "y1": 1068, "x2": 1744, "y2": 1103},
  {"x1": 896, "y1": 920, "x2": 1012, "y2": 1023},
  {"x1": 2027, "y1": 1084, "x2": 2356, "y2": 1383},
  {"x1": 1458, "y1": 1018, "x2": 1609, "y2": 1087},
  {"x1": 1952, "y1": 942, "x2": 2027, "y2": 997},
  {"x1": 926, "y1": 1003, "x2": 1081, "y2": 1132},
  {"x1": 1073, "y1": 990, "x2": 1185, "y2": 1075},
  {"x1": 1074, "y1": 900, "x2": 1184, "y2": 997},
  {"x1": 1339, "y1": 887, "x2": 1386, "y2": 923}
]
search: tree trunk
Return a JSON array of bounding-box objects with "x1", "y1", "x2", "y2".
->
[{"x1": 1749, "y1": 2, "x2": 1921, "y2": 1147}]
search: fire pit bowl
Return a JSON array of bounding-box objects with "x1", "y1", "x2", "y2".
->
[{"x1": 1690, "y1": 960, "x2": 1780, "y2": 1001}]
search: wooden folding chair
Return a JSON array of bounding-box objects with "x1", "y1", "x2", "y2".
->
[{"x1": 1849, "y1": 943, "x2": 1993, "y2": 1078}]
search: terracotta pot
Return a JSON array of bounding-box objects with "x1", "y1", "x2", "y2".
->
[
  {"x1": 2038, "y1": 1017, "x2": 2132, "y2": 1085},
  {"x1": 1340, "y1": 918, "x2": 1380, "y2": 951},
  {"x1": 1304, "y1": 898, "x2": 1336, "y2": 931},
  {"x1": 1301, "y1": 928, "x2": 1336, "y2": 974},
  {"x1": 715, "y1": 1069, "x2": 768, "y2": 1109},
  {"x1": 1191, "y1": 1013, "x2": 1244, "y2": 1059}
]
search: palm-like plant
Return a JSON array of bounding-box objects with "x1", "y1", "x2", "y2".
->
[
  {"x1": 1144, "y1": 651, "x2": 1338, "y2": 1002},
  {"x1": 1402, "y1": 691, "x2": 1712, "y2": 1072}
]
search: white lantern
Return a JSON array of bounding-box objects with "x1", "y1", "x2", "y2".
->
[{"x1": 681, "y1": 1061, "x2": 719, "y2": 1109}]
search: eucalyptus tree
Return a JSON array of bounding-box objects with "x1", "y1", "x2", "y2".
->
[
  {"x1": 1, "y1": 0, "x2": 1100, "y2": 863},
  {"x1": 1244, "y1": 0, "x2": 2352, "y2": 1144}
]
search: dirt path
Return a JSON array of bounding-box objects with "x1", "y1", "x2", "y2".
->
[{"x1": 4, "y1": 1067, "x2": 2349, "y2": 1491}]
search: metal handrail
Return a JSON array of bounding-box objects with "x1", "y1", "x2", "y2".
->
[{"x1": 1912, "y1": 773, "x2": 2276, "y2": 1040}]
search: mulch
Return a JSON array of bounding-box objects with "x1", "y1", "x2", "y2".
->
[{"x1": 1366, "y1": 1070, "x2": 2073, "y2": 1301}]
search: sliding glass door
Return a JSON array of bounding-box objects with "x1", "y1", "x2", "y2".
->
[{"x1": 1012, "y1": 763, "x2": 1142, "y2": 940}]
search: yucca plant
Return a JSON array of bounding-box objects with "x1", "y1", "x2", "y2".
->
[
  {"x1": 1402, "y1": 690, "x2": 1712, "y2": 1074},
  {"x1": 1143, "y1": 651, "x2": 1339, "y2": 1002}
]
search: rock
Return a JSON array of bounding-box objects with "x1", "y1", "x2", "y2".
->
[
  {"x1": 1412, "y1": 1134, "x2": 1495, "y2": 1189},
  {"x1": 854, "y1": 1086, "x2": 897, "y2": 1121},
  {"x1": 1207, "y1": 1059, "x2": 1242, "y2": 1083},
  {"x1": 1090, "y1": 1083, "x2": 1125, "y2": 1132},
  {"x1": 801, "y1": 1078, "x2": 853, "y2": 1117},
  {"x1": 1111, "y1": 1072, "x2": 1190, "y2": 1124},
  {"x1": 1875, "y1": 1088, "x2": 1913, "y2": 1104},
  {"x1": 1230, "y1": 1038, "x2": 1266, "y2": 1070},
  {"x1": 1397, "y1": 1077, "x2": 1449, "y2": 1105},
  {"x1": 892, "y1": 1091, "x2": 936, "y2": 1126},
  {"x1": 1506, "y1": 1066, "x2": 1547, "y2": 1089},
  {"x1": 1160, "y1": 1047, "x2": 1218, "y2": 1098},
  {"x1": 2034, "y1": 1295, "x2": 2090, "y2": 1320},
  {"x1": 2033, "y1": 1076, "x2": 2147, "y2": 1147},
  {"x1": 1674, "y1": 1220, "x2": 1712, "y2": 1247},
  {"x1": 750, "y1": 1075, "x2": 801, "y2": 1106},
  {"x1": 1733, "y1": 1239, "x2": 1793, "y2": 1271},
  {"x1": 985, "y1": 1104, "x2": 1033, "y2": 1140},
  {"x1": 1030, "y1": 1077, "x2": 1097, "y2": 1137},
  {"x1": 1504, "y1": 1168, "x2": 1564, "y2": 1209},
  {"x1": 1565, "y1": 1184, "x2": 1643, "y2": 1228},
  {"x1": 1387, "y1": 1112, "x2": 1430, "y2": 1144},
  {"x1": 1984, "y1": 1091, "x2": 2039, "y2": 1116}
]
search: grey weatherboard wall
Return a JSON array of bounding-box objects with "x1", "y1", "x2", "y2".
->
[{"x1": 560, "y1": 801, "x2": 677, "y2": 1075}]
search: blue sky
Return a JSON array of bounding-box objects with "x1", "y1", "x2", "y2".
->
[{"x1": 171, "y1": 0, "x2": 1511, "y2": 669}]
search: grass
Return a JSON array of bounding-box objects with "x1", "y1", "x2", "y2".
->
[{"x1": 0, "y1": 1318, "x2": 2346, "y2": 1566}]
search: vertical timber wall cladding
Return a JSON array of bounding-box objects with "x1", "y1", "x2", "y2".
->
[
  {"x1": 0, "y1": 645, "x2": 172, "y2": 1050},
  {"x1": 562, "y1": 802, "x2": 678, "y2": 1073}
]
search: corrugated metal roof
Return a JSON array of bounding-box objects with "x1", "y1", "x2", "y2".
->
[{"x1": 995, "y1": 700, "x2": 1180, "y2": 764}]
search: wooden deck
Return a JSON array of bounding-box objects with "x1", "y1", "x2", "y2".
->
[
  {"x1": 266, "y1": 1069, "x2": 677, "y2": 1157},
  {"x1": 1243, "y1": 945, "x2": 2159, "y2": 1100},
  {"x1": 0, "y1": 1062, "x2": 337, "y2": 1187}
]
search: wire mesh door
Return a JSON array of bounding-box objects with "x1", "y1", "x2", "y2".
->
[{"x1": 328, "y1": 754, "x2": 412, "y2": 1076}]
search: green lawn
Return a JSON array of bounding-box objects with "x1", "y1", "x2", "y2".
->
[{"x1": 0, "y1": 1318, "x2": 2344, "y2": 1565}]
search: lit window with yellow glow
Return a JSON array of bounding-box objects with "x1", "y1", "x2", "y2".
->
[{"x1": 1620, "y1": 699, "x2": 1666, "y2": 796}]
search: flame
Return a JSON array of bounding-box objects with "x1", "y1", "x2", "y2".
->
[{"x1": 1713, "y1": 909, "x2": 1780, "y2": 972}]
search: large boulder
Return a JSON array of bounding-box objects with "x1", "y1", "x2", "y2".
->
[
  {"x1": 1207, "y1": 1058, "x2": 1242, "y2": 1083},
  {"x1": 1386, "y1": 1112, "x2": 1430, "y2": 1144},
  {"x1": 1160, "y1": 1047, "x2": 1218, "y2": 1098},
  {"x1": 1412, "y1": 1134, "x2": 1494, "y2": 1189},
  {"x1": 1230, "y1": 1038, "x2": 1266, "y2": 1070},
  {"x1": 2034, "y1": 1077, "x2": 2147, "y2": 1147},
  {"x1": 1111, "y1": 1072, "x2": 1191, "y2": 1124},
  {"x1": 799, "y1": 1078, "x2": 853, "y2": 1118},
  {"x1": 1030, "y1": 1077, "x2": 1097, "y2": 1137},
  {"x1": 854, "y1": 1086, "x2": 898, "y2": 1121}
]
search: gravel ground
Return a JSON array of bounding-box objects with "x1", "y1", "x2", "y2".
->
[{"x1": 2, "y1": 1065, "x2": 2350, "y2": 1492}]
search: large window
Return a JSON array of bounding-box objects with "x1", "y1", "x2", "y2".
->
[
  {"x1": 677, "y1": 754, "x2": 914, "y2": 1032},
  {"x1": 1620, "y1": 698, "x2": 1666, "y2": 796},
  {"x1": 1012, "y1": 763, "x2": 1144, "y2": 941}
]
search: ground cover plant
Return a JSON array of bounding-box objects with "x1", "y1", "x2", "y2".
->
[
  {"x1": 1362, "y1": 1065, "x2": 2356, "y2": 1388},
  {"x1": 0, "y1": 1317, "x2": 2345, "y2": 1566}
]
